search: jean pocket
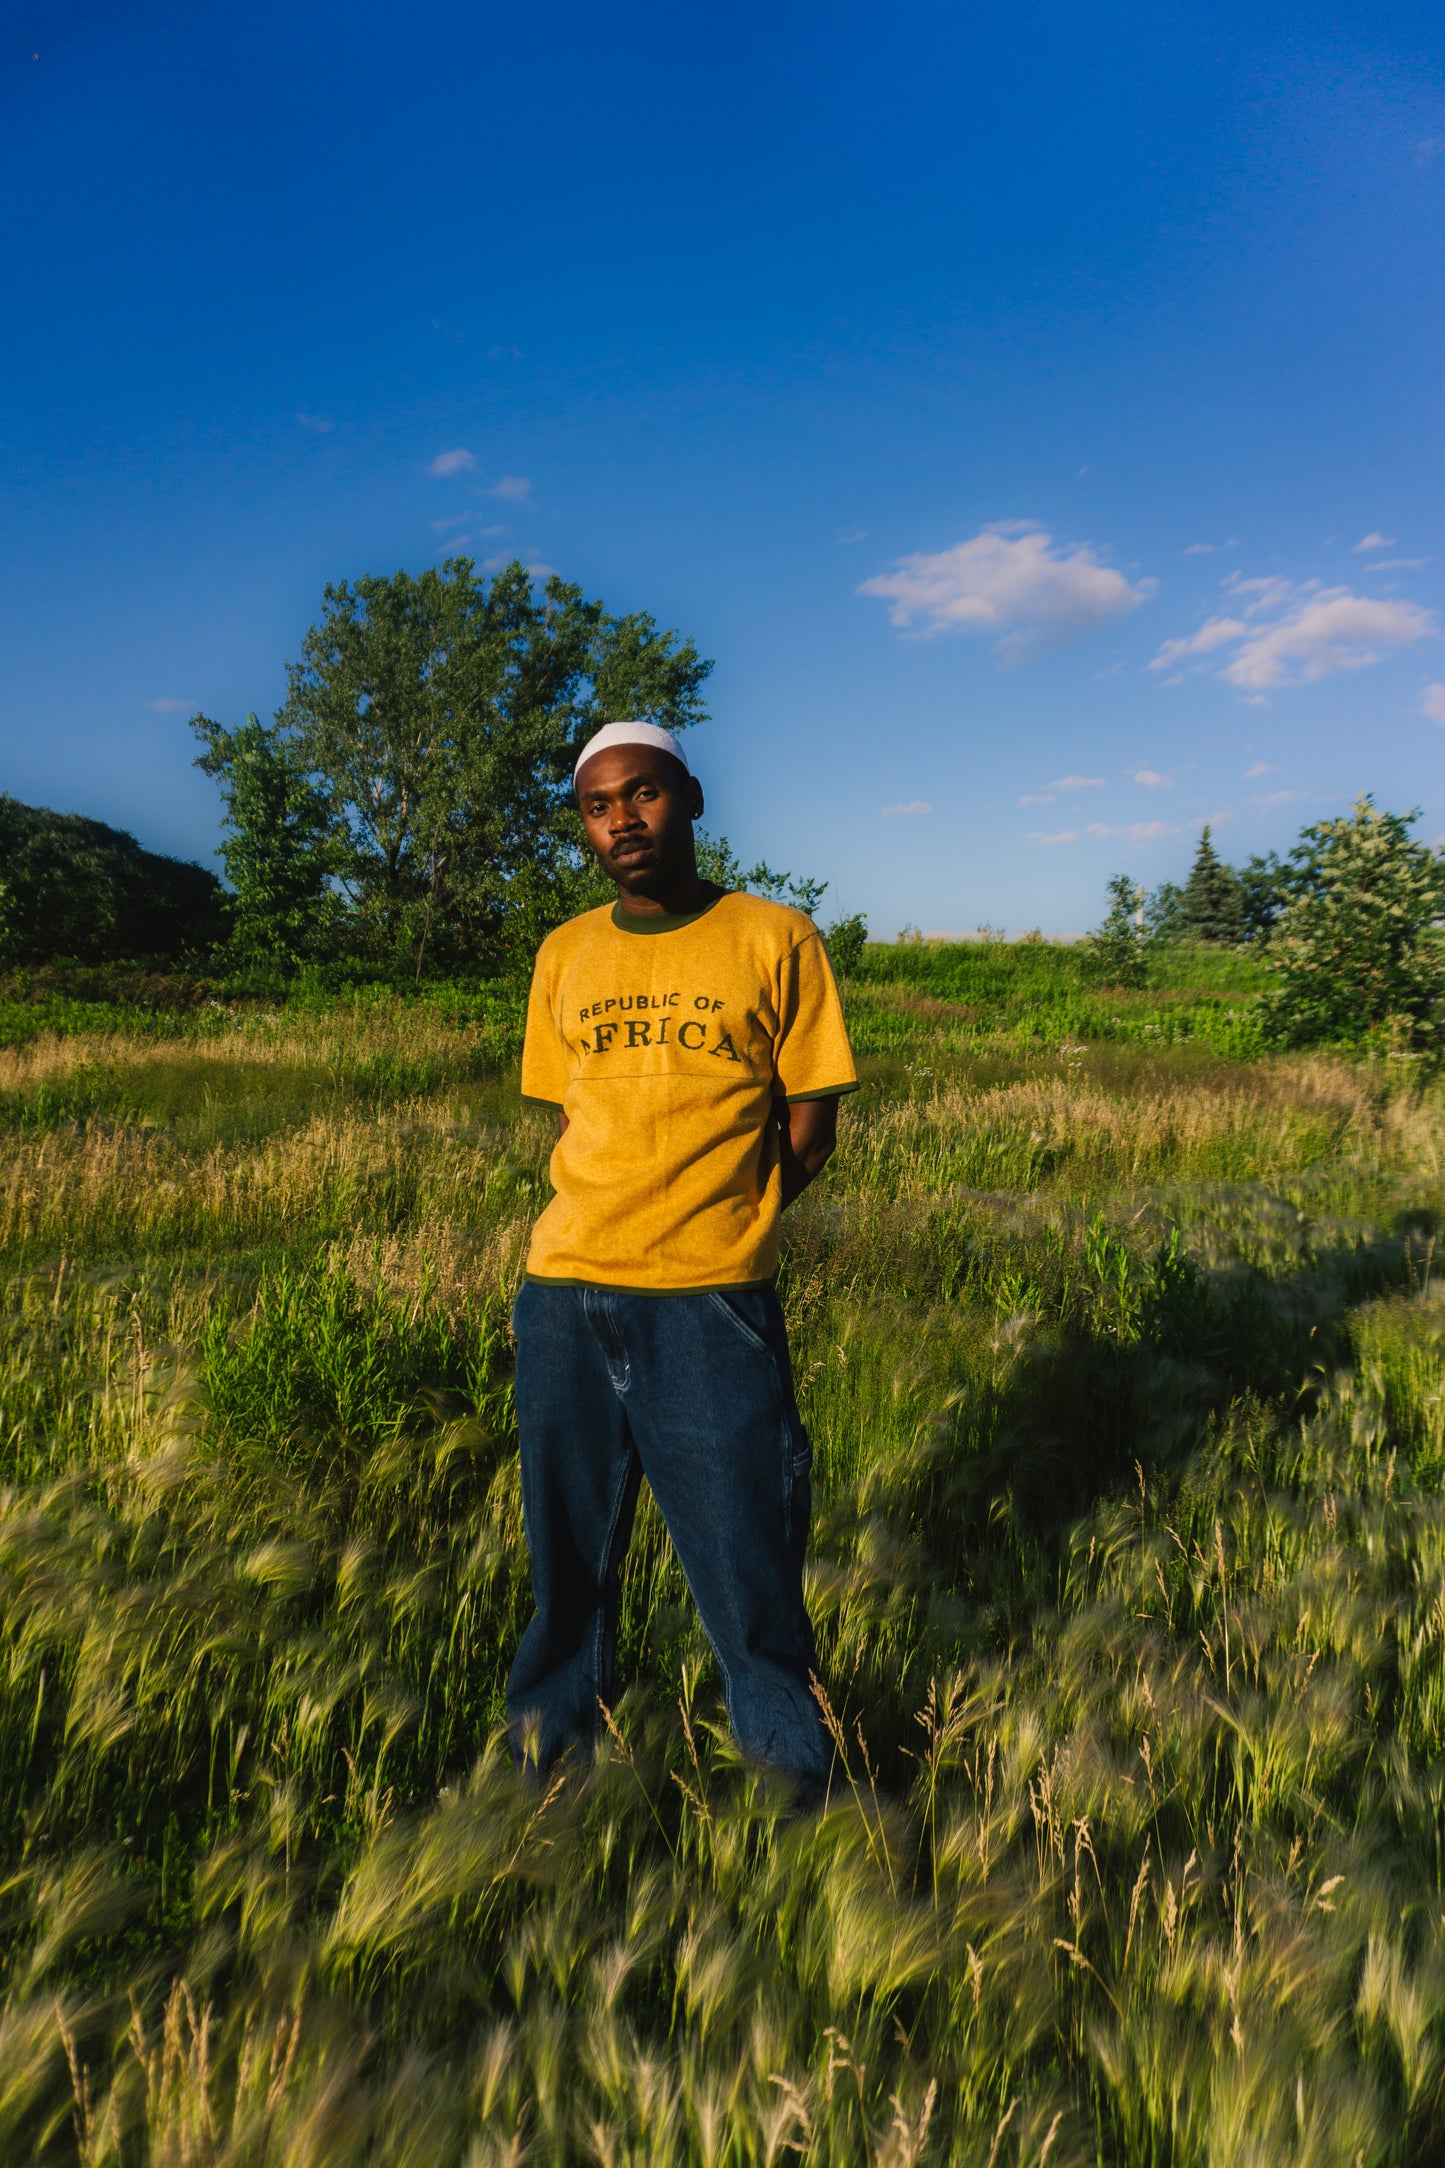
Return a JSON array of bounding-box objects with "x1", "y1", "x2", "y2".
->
[{"x1": 704, "y1": 1288, "x2": 775, "y2": 1357}]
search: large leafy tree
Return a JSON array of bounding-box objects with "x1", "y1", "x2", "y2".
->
[
  {"x1": 1264, "y1": 796, "x2": 1445, "y2": 1047},
  {"x1": 273, "y1": 558, "x2": 711, "y2": 979}
]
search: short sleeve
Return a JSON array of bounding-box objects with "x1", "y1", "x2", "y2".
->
[
  {"x1": 520, "y1": 946, "x2": 570, "y2": 1107},
  {"x1": 772, "y1": 929, "x2": 859, "y2": 1102}
]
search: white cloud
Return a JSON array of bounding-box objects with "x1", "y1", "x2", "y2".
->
[
  {"x1": 1367, "y1": 557, "x2": 1428, "y2": 571},
  {"x1": 859, "y1": 523, "x2": 1155, "y2": 652},
  {"x1": 1130, "y1": 767, "x2": 1173, "y2": 788},
  {"x1": 149, "y1": 697, "x2": 194, "y2": 713},
  {"x1": 1051, "y1": 774, "x2": 1106, "y2": 791},
  {"x1": 295, "y1": 411, "x2": 333, "y2": 433},
  {"x1": 429, "y1": 448, "x2": 475, "y2": 476},
  {"x1": 836, "y1": 528, "x2": 868, "y2": 546},
  {"x1": 1151, "y1": 578, "x2": 1435, "y2": 692},
  {"x1": 1086, "y1": 819, "x2": 1179, "y2": 842},
  {"x1": 431, "y1": 515, "x2": 471, "y2": 533},
  {"x1": 1354, "y1": 532, "x2": 1396, "y2": 552},
  {"x1": 488, "y1": 474, "x2": 531, "y2": 500},
  {"x1": 1148, "y1": 616, "x2": 1248, "y2": 671},
  {"x1": 1027, "y1": 829, "x2": 1079, "y2": 846},
  {"x1": 881, "y1": 800, "x2": 932, "y2": 818},
  {"x1": 1018, "y1": 792, "x2": 1057, "y2": 806},
  {"x1": 1222, "y1": 590, "x2": 1434, "y2": 690},
  {"x1": 1245, "y1": 761, "x2": 1273, "y2": 778},
  {"x1": 1253, "y1": 790, "x2": 1296, "y2": 804},
  {"x1": 1421, "y1": 684, "x2": 1445, "y2": 725}
]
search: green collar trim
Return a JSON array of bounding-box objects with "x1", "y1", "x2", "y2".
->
[{"x1": 610, "y1": 881, "x2": 728, "y2": 935}]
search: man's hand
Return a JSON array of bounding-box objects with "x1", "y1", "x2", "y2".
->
[{"x1": 777, "y1": 1095, "x2": 839, "y2": 1208}]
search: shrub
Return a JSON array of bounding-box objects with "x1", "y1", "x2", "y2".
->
[{"x1": 823, "y1": 912, "x2": 868, "y2": 979}]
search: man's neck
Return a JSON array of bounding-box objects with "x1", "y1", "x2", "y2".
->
[{"x1": 612, "y1": 868, "x2": 710, "y2": 918}]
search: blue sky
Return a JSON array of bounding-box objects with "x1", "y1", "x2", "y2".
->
[{"x1": 3, "y1": 0, "x2": 1444, "y2": 935}]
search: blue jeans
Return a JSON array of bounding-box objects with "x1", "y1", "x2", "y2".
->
[{"x1": 507, "y1": 1278, "x2": 830, "y2": 1783}]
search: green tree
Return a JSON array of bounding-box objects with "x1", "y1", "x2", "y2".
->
[
  {"x1": 276, "y1": 558, "x2": 711, "y2": 980},
  {"x1": 1082, "y1": 873, "x2": 1147, "y2": 988},
  {"x1": 1180, "y1": 824, "x2": 1245, "y2": 943},
  {"x1": 694, "y1": 832, "x2": 828, "y2": 915},
  {"x1": 1237, "y1": 851, "x2": 1289, "y2": 944},
  {"x1": 1144, "y1": 878, "x2": 1187, "y2": 946},
  {"x1": 191, "y1": 713, "x2": 343, "y2": 967},
  {"x1": 0, "y1": 796, "x2": 227, "y2": 966},
  {"x1": 1264, "y1": 796, "x2": 1445, "y2": 1047}
]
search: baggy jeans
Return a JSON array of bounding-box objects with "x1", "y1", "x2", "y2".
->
[{"x1": 507, "y1": 1277, "x2": 831, "y2": 1783}]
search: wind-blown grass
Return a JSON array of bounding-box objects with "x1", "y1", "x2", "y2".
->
[{"x1": 0, "y1": 949, "x2": 1442, "y2": 2163}]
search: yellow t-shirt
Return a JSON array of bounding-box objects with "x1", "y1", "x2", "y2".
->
[{"x1": 520, "y1": 886, "x2": 858, "y2": 1291}]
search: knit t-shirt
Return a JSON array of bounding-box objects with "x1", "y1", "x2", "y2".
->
[{"x1": 520, "y1": 886, "x2": 858, "y2": 1292}]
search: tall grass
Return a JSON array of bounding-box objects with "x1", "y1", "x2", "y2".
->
[{"x1": 0, "y1": 953, "x2": 1442, "y2": 2162}]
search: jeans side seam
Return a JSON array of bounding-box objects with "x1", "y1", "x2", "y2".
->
[{"x1": 591, "y1": 1449, "x2": 637, "y2": 1730}]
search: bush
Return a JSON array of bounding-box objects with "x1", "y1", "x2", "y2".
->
[
  {"x1": 823, "y1": 912, "x2": 868, "y2": 979},
  {"x1": 1262, "y1": 795, "x2": 1445, "y2": 1048}
]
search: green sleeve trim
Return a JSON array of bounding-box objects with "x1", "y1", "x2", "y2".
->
[
  {"x1": 783, "y1": 1081, "x2": 861, "y2": 1103},
  {"x1": 520, "y1": 1093, "x2": 565, "y2": 1110}
]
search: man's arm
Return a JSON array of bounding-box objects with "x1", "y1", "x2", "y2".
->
[{"x1": 777, "y1": 1094, "x2": 839, "y2": 1208}]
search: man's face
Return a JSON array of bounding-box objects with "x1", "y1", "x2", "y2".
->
[{"x1": 575, "y1": 747, "x2": 703, "y2": 896}]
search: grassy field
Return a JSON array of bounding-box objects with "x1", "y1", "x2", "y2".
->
[{"x1": 1, "y1": 941, "x2": 1443, "y2": 2164}]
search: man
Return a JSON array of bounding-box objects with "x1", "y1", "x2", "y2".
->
[{"x1": 508, "y1": 718, "x2": 857, "y2": 1789}]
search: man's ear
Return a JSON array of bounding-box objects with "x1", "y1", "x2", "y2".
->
[{"x1": 686, "y1": 776, "x2": 704, "y2": 819}]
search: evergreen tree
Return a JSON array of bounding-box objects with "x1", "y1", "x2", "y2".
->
[
  {"x1": 191, "y1": 713, "x2": 343, "y2": 967},
  {"x1": 1181, "y1": 825, "x2": 1245, "y2": 943}
]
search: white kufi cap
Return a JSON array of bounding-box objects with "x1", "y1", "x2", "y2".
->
[{"x1": 573, "y1": 719, "x2": 689, "y2": 784}]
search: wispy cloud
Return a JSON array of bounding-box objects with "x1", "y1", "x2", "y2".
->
[
  {"x1": 488, "y1": 474, "x2": 531, "y2": 501},
  {"x1": 1252, "y1": 789, "x2": 1296, "y2": 804},
  {"x1": 1151, "y1": 574, "x2": 1434, "y2": 693},
  {"x1": 1086, "y1": 819, "x2": 1178, "y2": 842},
  {"x1": 149, "y1": 698, "x2": 194, "y2": 714},
  {"x1": 1027, "y1": 829, "x2": 1079, "y2": 846},
  {"x1": 1421, "y1": 684, "x2": 1445, "y2": 726},
  {"x1": 1245, "y1": 761, "x2": 1273, "y2": 778},
  {"x1": 1148, "y1": 616, "x2": 1248, "y2": 672},
  {"x1": 859, "y1": 523, "x2": 1155, "y2": 654},
  {"x1": 1183, "y1": 537, "x2": 1239, "y2": 556},
  {"x1": 1018, "y1": 792, "x2": 1056, "y2": 807},
  {"x1": 881, "y1": 800, "x2": 932, "y2": 818},
  {"x1": 1367, "y1": 558, "x2": 1428, "y2": 572},
  {"x1": 1354, "y1": 532, "x2": 1396, "y2": 553},
  {"x1": 836, "y1": 528, "x2": 868, "y2": 546},
  {"x1": 295, "y1": 411, "x2": 333, "y2": 433},
  {"x1": 1129, "y1": 767, "x2": 1173, "y2": 789},
  {"x1": 1052, "y1": 774, "x2": 1106, "y2": 792},
  {"x1": 429, "y1": 448, "x2": 475, "y2": 476}
]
